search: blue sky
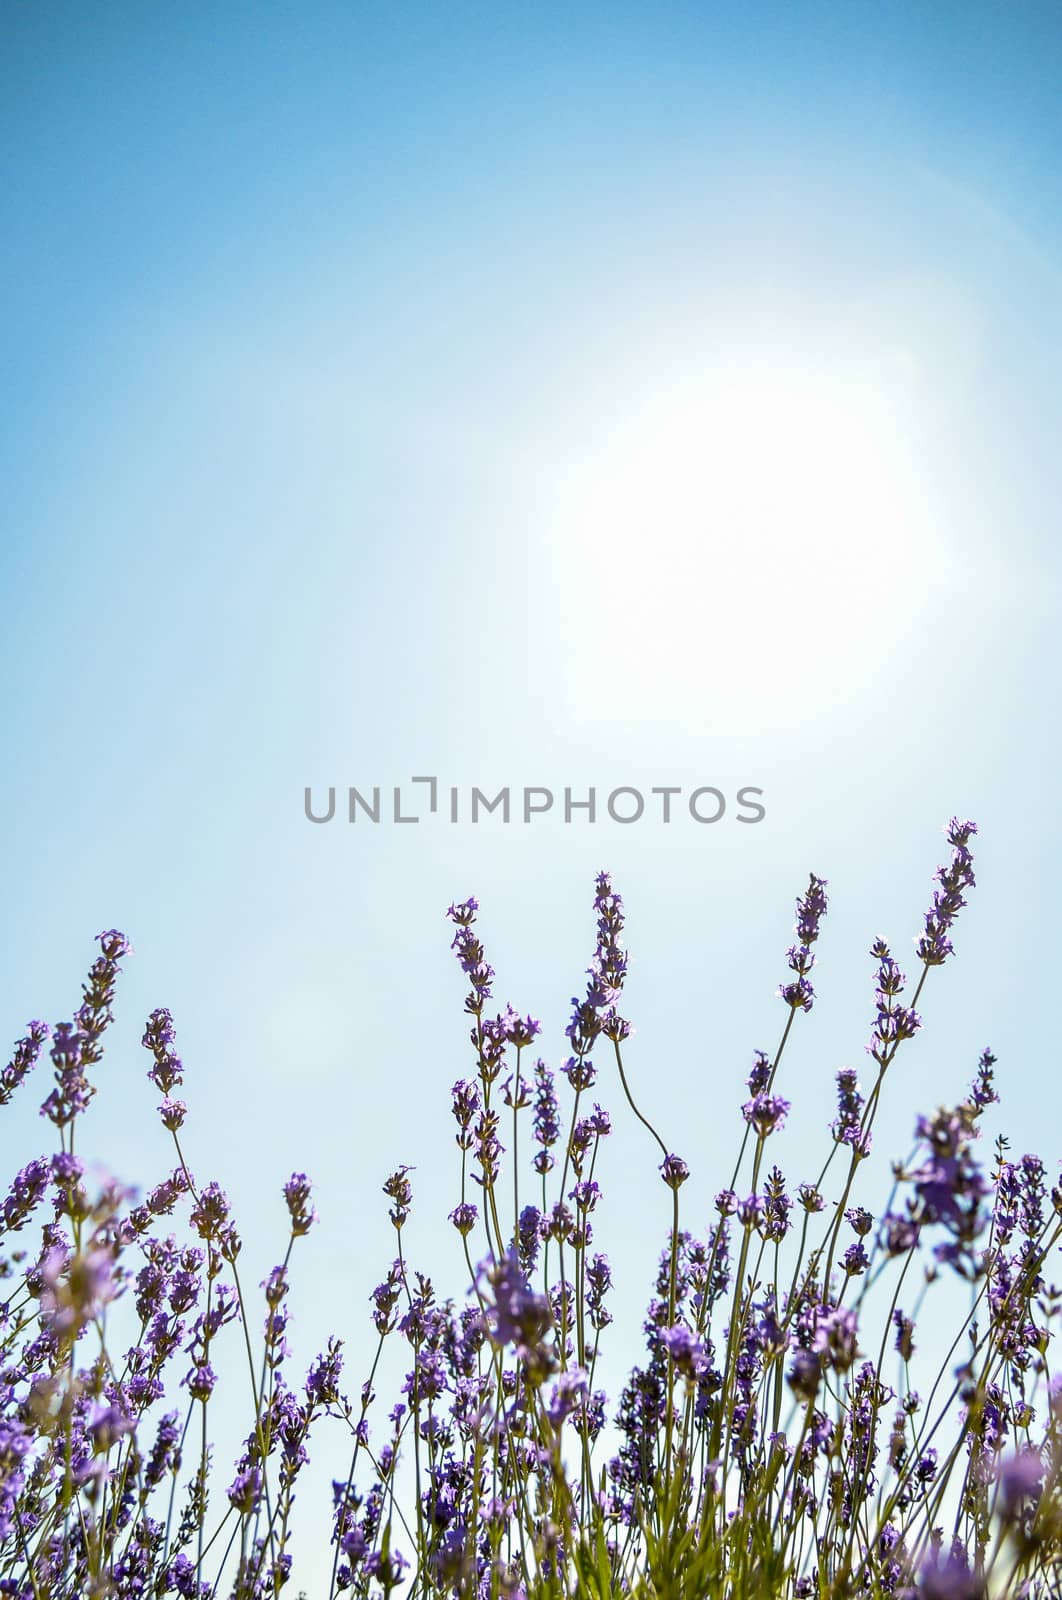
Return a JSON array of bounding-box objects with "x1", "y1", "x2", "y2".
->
[{"x1": 3, "y1": 0, "x2": 1062, "y2": 1581}]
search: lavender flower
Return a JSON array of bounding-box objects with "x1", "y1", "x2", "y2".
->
[
  {"x1": 505, "y1": 1013, "x2": 541, "y2": 1048},
  {"x1": 0, "y1": 1020, "x2": 50, "y2": 1107},
  {"x1": 449, "y1": 1201, "x2": 478, "y2": 1237},
  {"x1": 996, "y1": 1448, "x2": 1045, "y2": 1523},
  {"x1": 779, "y1": 874, "x2": 828, "y2": 1010},
  {"x1": 916, "y1": 819, "x2": 977, "y2": 967},
  {"x1": 284, "y1": 1171, "x2": 317, "y2": 1235},
  {"x1": 567, "y1": 871, "x2": 630, "y2": 1052},
  {"x1": 586, "y1": 1252, "x2": 613, "y2": 1331},
  {"x1": 142, "y1": 1006, "x2": 184, "y2": 1095},
  {"x1": 10, "y1": 821, "x2": 1061, "y2": 1599},
  {"x1": 516, "y1": 1204, "x2": 542, "y2": 1274},
  {"x1": 382, "y1": 1165, "x2": 413, "y2": 1230},
  {"x1": 2, "y1": 1157, "x2": 51, "y2": 1232},
  {"x1": 909, "y1": 1105, "x2": 989, "y2": 1272},
  {"x1": 812, "y1": 1306, "x2": 860, "y2": 1372},
  {"x1": 481, "y1": 1254, "x2": 553, "y2": 1374},
  {"x1": 746, "y1": 1049, "x2": 771, "y2": 1095},
  {"x1": 831, "y1": 1067, "x2": 870, "y2": 1156},
  {"x1": 450, "y1": 1078, "x2": 480, "y2": 1149},
  {"x1": 660, "y1": 1324, "x2": 709, "y2": 1381},
  {"x1": 867, "y1": 939, "x2": 922, "y2": 1061},
  {"x1": 532, "y1": 1060, "x2": 560, "y2": 1173},
  {"x1": 742, "y1": 1093, "x2": 790, "y2": 1138},
  {"x1": 965, "y1": 1047, "x2": 999, "y2": 1116},
  {"x1": 660, "y1": 1153, "x2": 690, "y2": 1190},
  {"x1": 912, "y1": 1545, "x2": 985, "y2": 1599}
]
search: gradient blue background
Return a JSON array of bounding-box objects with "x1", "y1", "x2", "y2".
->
[{"x1": 3, "y1": 1, "x2": 1061, "y2": 1582}]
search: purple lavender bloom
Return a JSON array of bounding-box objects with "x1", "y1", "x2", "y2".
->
[
  {"x1": 795, "y1": 873, "x2": 829, "y2": 946},
  {"x1": 449, "y1": 1201, "x2": 478, "y2": 1237},
  {"x1": 778, "y1": 975, "x2": 815, "y2": 1013},
  {"x1": 746, "y1": 1049, "x2": 771, "y2": 1095},
  {"x1": 545, "y1": 1367, "x2": 589, "y2": 1427},
  {"x1": 532, "y1": 1060, "x2": 559, "y2": 1172},
  {"x1": 996, "y1": 1448, "x2": 1045, "y2": 1522},
  {"x1": 451, "y1": 1078, "x2": 480, "y2": 1150},
  {"x1": 567, "y1": 872, "x2": 630, "y2": 1052},
  {"x1": 1018, "y1": 1153, "x2": 1046, "y2": 1239},
  {"x1": 148, "y1": 1169, "x2": 190, "y2": 1216},
  {"x1": 505, "y1": 1013, "x2": 541, "y2": 1048},
  {"x1": 812, "y1": 1306, "x2": 859, "y2": 1372},
  {"x1": 189, "y1": 1181, "x2": 231, "y2": 1242},
  {"x1": 284, "y1": 1171, "x2": 317, "y2": 1236},
  {"x1": 761, "y1": 1166, "x2": 792, "y2": 1242},
  {"x1": 0, "y1": 1418, "x2": 33, "y2": 1541},
  {"x1": 910, "y1": 1106, "x2": 989, "y2": 1271},
  {"x1": 2, "y1": 1157, "x2": 51, "y2": 1232},
  {"x1": 473, "y1": 1110, "x2": 502, "y2": 1189},
  {"x1": 545, "y1": 1200, "x2": 574, "y2": 1243},
  {"x1": 142, "y1": 1007, "x2": 183, "y2": 1095},
  {"x1": 446, "y1": 896, "x2": 479, "y2": 926},
  {"x1": 228, "y1": 1464, "x2": 263, "y2": 1513},
  {"x1": 831, "y1": 1068, "x2": 870, "y2": 1156},
  {"x1": 382, "y1": 1165, "x2": 413, "y2": 1230},
  {"x1": 561, "y1": 1054, "x2": 597, "y2": 1092},
  {"x1": 893, "y1": 1310, "x2": 916, "y2": 1361},
  {"x1": 480, "y1": 1253, "x2": 554, "y2": 1382},
  {"x1": 183, "y1": 1361, "x2": 217, "y2": 1402},
  {"x1": 446, "y1": 896, "x2": 494, "y2": 1014},
  {"x1": 742, "y1": 1093, "x2": 790, "y2": 1139},
  {"x1": 160, "y1": 1097, "x2": 187, "y2": 1132},
  {"x1": 868, "y1": 971, "x2": 923, "y2": 1059},
  {"x1": 965, "y1": 1047, "x2": 999, "y2": 1116},
  {"x1": 0, "y1": 1020, "x2": 50, "y2": 1107},
  {"x1": 87, "y1": 1403, "x2": 134, "y2": 1453},
  {"x1": 660, "y1": 1324, "x2": 709, "y2": 1381},
  {"x1": 69, "y1": 930, "x2": 131, "y2": 1076},
  {"x1": 371, "y1": 1263, "x2": 403, "y2": 1334},
  {"x1": 913, "y1": 1545, "x2": 985, "y2": 1600},
  {"x1": 40, "y1": 1243, "x2": 119, "y2": 1339},
  {"x1": 778, "y1": 874, "x2": 828, "y2": 1010},
  {"x1": 591, "y1": 1103, "x2": 612, "y2": 1136},
  {"x1": 306, "y1": 1339, "x2": 344, "y2": 1408},
  {"x1": 587, "y1": 1253, "x2": 613, "y2": 1331},
  {"x1": 263, "y1": 1263, "x2": 289, "y2": 1308},
  {"x1": 882, "y1": 1211, "x2": 920, "y2": 1256},
  {"x1": 842, "y1": 1241, "x2": 869, "y2": 1277},
  {"x1": 40, "y1": 1022, "x2": 92, "y2": 1126},
  {"x1": 570, "y1": 1116, "x2": 597, "y2": 1168},
  {"x1": 787, "y1": 1349, "x2": 822, "y2": 1402},
  {"x1": 660, "y1": 1153, "x2": 690, "y2": 1190},
  {"x1": 144, "y1": 1411, "x2": 180, "y2": 1489},
  {"x1": 517, "y1": 1205, "x2": 542, "y2": 1274},
  {"x1": 916, "y1": 819, "x2": 978, "y2": 967}
]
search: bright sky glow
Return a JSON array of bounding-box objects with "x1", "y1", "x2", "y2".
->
[{"x1": 552, "y1": 352, "x2": 938, "y2": 719}]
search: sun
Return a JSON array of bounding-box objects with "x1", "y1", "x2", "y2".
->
[{"x1": 546, "y1": 351, "x2": 942, "y2": 730}]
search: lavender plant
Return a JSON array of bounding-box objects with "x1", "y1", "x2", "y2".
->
[{"x1": 2, "y1": 821, "x2": 1061, "y2": 1598}]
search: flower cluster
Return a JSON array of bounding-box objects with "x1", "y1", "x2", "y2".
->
[
  {"x1": 6, "y1": 820, "x2": 1062, "y2": 1600},
  {"x1": 779, "y1": 872, "x2": 828, "y2": 1011},
  {"x1": 916, "y1": 817, "x2": 978, "y2": 967}
]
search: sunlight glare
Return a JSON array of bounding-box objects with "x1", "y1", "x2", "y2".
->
[{"x1": 550, "y1": 355, "x2": 940, "y2": 728}]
